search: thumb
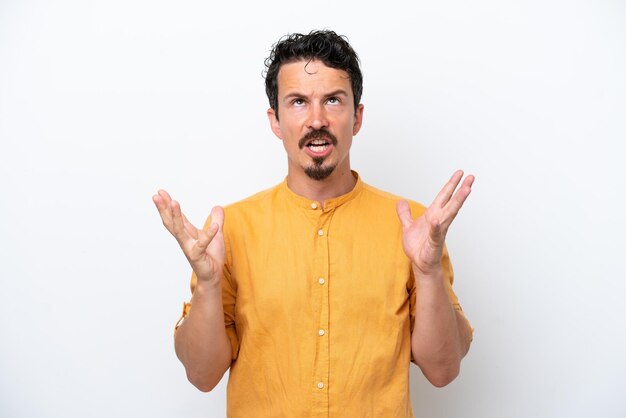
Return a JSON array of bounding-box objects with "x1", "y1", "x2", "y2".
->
[
  {"x1": 209, "y1": 206, "x2": 225, "y2": 232},
  {"x1": 396, "y1": 200, "x2": 413, "y2": 228}
]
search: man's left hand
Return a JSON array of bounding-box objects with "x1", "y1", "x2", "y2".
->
[{"x1": 396, "y1": 170, "x2": 475, "y2": 277}]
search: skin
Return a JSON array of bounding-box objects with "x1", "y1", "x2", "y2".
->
[
  {"x1": 152, "y1": 193, "x2": 230, "y2": 391},
  {"x1": 397, "y1": 171, "x2": 475, "y2": 386},
  {"x1": 153, "y1": 59, "x2": 474, "y2": 391},
  {"x1": 267, "y1": 60, "x2": 364, "y2": 205}
]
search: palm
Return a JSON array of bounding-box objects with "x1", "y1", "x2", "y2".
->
[
  {"x1": 182, "y1": 209, "x2": 225, "y2": 282},
  {"x1": 153, "y1": 190, "x2": 225, "y2": 284},
  {"x1": 400, "y1": 205, "x2": 447, "y2": 274},
  {"x1": 397, "y1": 171, "x2": 474, "y2": 276}
]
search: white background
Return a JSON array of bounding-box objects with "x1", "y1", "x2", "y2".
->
[{"x1": 1, "y1": 0, "x2": 625, "y2": 417}]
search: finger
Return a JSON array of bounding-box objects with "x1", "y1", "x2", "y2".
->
[
  {"x1": 441, "y1": 175, "x2": 474, "y2": 227},
  {"x1": 396, "y1": 200, "x2": 413, "y2": 228},
  {"x1": 170, "y1": 200, "x2": 191, "y2": 246},
  {"x1": 188, "y1": 206, "x2": 224, "y2": 263},
  {"x1": 153, "y1": 193, "x2": 174, "y2": 231},
  {"x1": 182, "y1": 213, "x2": 199, "y2": 240},
  {"x1": 445, "y1": 175, "x2": 474, "y2": 214},
  {"x1": 432, "y1": 170, "x2": 464, "y2": 208},
  {"x1": 153, "y1": 190, "x2": 173, "y2": 216},
  {"x1": 157, "y1": 189, "x2": 173, "y2": 203},
  {"x1": 156, "y1": 189, "x2": 173, "y2": 212},
  {"x1": 189, "y1": 226, "x2": 217, "y2": 261},
  {"x1": 152, "y1": 194, "x2": 165, "y2": 214}
]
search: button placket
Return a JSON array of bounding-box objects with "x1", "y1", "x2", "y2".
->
[{"x1": 312, "y1": 211, "x2": 331, "y2": 412}]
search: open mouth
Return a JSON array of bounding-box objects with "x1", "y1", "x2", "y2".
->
[{"x1": 306, "y1": 139, "x2": 331, "y2": 153}]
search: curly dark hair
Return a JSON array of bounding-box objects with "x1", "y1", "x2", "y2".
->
[{"x1": 264, "y1": 30, "x2": 363, "y2": 118}]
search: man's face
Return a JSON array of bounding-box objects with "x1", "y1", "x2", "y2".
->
[{"x1": 268, "y1": 60, "x2": 364, "y2": 182}]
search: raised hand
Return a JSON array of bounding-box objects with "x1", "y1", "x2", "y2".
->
[
  {"x1": 152, "y1": 190, "x2": 225, "y2": 285},
  {"x1": 396, "y1": 170, "x2": 474, "y2": 277}
]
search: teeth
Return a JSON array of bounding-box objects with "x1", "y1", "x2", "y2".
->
[
  {"x1": 310, "y1": 145, "x2": 329, "y2": 152},
  {"x1": 310, "y1": 139, "x2": 327, "y2": 145}
]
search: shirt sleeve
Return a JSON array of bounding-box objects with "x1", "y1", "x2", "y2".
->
[{"x1": 173, "y1": 215, "x2": 240, "y2": 361}]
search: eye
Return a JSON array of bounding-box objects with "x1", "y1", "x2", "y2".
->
[
  {"x1": 292, "y1": 98, "x2": 305, "y2": 106},
  {"x1": 327, "y1": 97, "x2": 340, "y2": 104}
]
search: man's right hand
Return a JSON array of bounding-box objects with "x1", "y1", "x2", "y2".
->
[{"x1": 152, "y1": 190, "x2": 225, "y2": 286}]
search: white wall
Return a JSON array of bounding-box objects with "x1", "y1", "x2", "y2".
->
[{"x1": 1, "y1": 0, "x2": 625, "y2": 417}]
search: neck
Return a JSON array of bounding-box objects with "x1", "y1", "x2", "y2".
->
[{"x1": 287, "y1": 162, "x2": 356, "y2": 204}]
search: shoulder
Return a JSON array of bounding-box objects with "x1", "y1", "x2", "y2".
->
[
  {"x1": 223, "y1": 183, "x2": 281, "y2": 214},
  {"x1": 219, "y1": 182, "x2": 288, "y2": 236},
  {"x1": 359, "y1": 181, "x2": 427, "y2": 217}
]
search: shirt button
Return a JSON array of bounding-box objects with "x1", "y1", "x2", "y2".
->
[
  {"x1": 318, "y1": 278, "x2": 325, "y2": 285},
  {"x1": 318, "y1": 329, "x2": 325, "y2": 336},
  {"x1": 317, "y1": 382, "x2": 325, "y2": 389},
  {"x1": 311, "y1": 203, "x2": 318, "y2": 209},
  {"x1": 317, "y1": 229, "x2": 324, "y2": 236}
]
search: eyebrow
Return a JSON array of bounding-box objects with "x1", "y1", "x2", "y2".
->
[
  {"x1": 282, "y1": 89, "x2": 350, "y2": 103},
  {"x1": 323, "y1": 89, "x2": 349, "y2": 99}
]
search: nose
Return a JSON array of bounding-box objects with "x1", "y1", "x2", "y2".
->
[{"x1": 306, "y1": 103, "x2": 329, "y2": 131}]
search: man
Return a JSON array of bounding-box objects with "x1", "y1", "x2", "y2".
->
[{"x1": 153, "y1": 30, "x2": 474, "y2": 417}]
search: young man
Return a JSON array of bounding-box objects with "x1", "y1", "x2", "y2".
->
[{"x1": 153, "y1": 30, "x2": 474, "y2": 417}]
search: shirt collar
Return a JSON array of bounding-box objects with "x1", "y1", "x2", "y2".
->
[{"x1": 280, "y1": 170, "x2": 364, "y2": 211}]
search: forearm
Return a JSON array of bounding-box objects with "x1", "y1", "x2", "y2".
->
[
  {"x1": 174, "y1": 280, "x2": 232, "y2": 392},
  {"x1": 411, "y1": 265, "x2": 471, "y2": 387}
]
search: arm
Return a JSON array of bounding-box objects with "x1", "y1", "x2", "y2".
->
[
  {"x1": 174, "y1": 280, "x2": 232, "y2": 392},
  {"x1": 153, "y1": 190, "x2": 232, "y2": 392},
  {"x1": 396, "y1": 170, "x2": 474, "y2": 387},
  {"x1": 411, "y1": 268, "x2": 472, "y2": 387}
]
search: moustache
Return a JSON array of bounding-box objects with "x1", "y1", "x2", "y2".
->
[{"x1": 298, "y1": 129, "x2": 338, "y2": 149}]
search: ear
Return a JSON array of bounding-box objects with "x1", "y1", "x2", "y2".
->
[
  {"x1": 267, "y1": 108, "x2": 283, "y2": 140},
  {"x1": 352, "y1": 103, "x2": 364, "y2": 136}
]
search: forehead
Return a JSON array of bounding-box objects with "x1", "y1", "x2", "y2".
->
[{"x1": 277, "y1": 60, "x2": 352, "y2": 96}]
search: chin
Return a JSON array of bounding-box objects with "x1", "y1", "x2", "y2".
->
[{"x1": 304, "y1": 162, "x2": 337, "y2": 181}]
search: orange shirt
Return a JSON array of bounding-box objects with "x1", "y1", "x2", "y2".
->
[{"x1": 178, "y1": 172, "x2": 466, "y2": 417}]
